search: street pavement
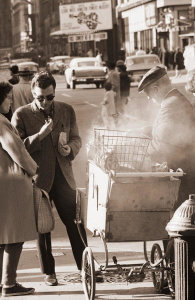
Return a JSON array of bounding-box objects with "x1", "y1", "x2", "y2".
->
[
  {"x1": 11, "y1": 208, "x2": 172, "y2": 300},
  {"x1": 0, "y1": 68, "x2": 187, "y2": 299}
]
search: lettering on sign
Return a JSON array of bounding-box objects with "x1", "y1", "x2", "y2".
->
[
  {"x1": 60, "y1": 1, "x2": 112, "y2": 34},
  {"x1": 68, "y1": 32, "x2": 108, "y2": 43}
]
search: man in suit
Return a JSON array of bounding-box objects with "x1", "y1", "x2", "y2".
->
[
  {"x1": 11, "y1": 71, "x2": 87, "y2": 286},
  {"x1": 11, "y1": 64, "x2": 34, "y2": 113},
  {"x1": 138, "y1": 66, "x2": 195, "y2": 209}
]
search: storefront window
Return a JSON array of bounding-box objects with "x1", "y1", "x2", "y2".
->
[{"x1": 140, "y1": 29, "x2": 153, "y2": 51}]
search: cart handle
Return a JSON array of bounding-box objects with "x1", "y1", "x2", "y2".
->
[{"x1": 111, "y1": 171, "x2": 184, "y2": 178}]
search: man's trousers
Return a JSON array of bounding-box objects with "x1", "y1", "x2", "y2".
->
[{"x1": 36, "y1": 161, "x2": 87, "y2": 274}]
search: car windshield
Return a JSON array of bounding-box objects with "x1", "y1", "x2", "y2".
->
[
  {"x1": 126, "y1": 56, "x2": 159, "y2": 67},
  {"x1": 77, "y1": 61, "x2": 96, "y2": 67}
]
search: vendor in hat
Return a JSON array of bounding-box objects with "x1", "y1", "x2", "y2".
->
[
  {"x1": 11, "y1": 64, "x2": 35, "y2": 113},
  {"x1": 138, "y1": 65, "x2": 195, "y2": 209}
]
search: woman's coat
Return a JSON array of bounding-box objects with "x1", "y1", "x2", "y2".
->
[{"x1": 0, "y1": 114, "x2": 37, "y2": 244}]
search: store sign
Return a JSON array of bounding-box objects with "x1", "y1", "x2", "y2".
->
[
  {"x1": 145, "y1": 2, "x2": 157, "y2": 27},
  {"x1": 59, "y1": 1, "x2": 112, "y2": 34},
  {"x1": 68, "y1": 32, "x2": 108, "y2": 43},
  {"x1": 157, "y1": 0, "x2": 191, "y2": 8},
  {"x1": 157, "y1": 25, "x2": 190, "y2": 32}
]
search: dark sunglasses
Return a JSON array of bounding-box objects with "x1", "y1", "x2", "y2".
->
[{"x1": 36, "y1": 94, "x2": 55, "y2": 102}]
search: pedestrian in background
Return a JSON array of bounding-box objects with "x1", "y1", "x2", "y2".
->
[
  {"x1": 164, "y1": 49, "x2": 170, "y2": 70},
  {"x1": 11, "y1": 71, "x2": 87, "y2": 287},
  {"x1": 8, "y1": 65, "x2": 19, "y2": 85},
  {"x1": 105, "y1": 61, "x2": 120, "y2": 113},
  {"x1": 136, "y1": 47, "x2": 146, "y2": 56},
  {"x1": 169, "y1": 49, "x2": 175, "y2": 70},
  {"x1": 87, "y1": 49, "x2": 93, "y2": 57},
  {"x1": 0, "y1": 82, "x2": 37, "y2": 297},
  {"x1": 101, "y1": 81, "x2": 116, "y2": 129},
  {"x1": 2, "y1": 65, "x2": 20, "y2": 121},
  {"x1": 116, "y1": 61, "x2": 131, "y2": 114},
  {"x1": 11, "y1": 65, "x2": 34, "y2": 113},
  {"x1": 96, "y1": 50, "x2": 103, "y2": 64},
  {"x1": 174, "y1": 48, "x2": 185, "y2": 77}
]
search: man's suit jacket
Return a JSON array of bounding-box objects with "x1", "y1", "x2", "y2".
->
[
  {"x1": 11, "y1": 100, "x2": 81, "y2": 192},
  {"x1": 12, "y1": 80, "x2": 33, "y2": 112}
]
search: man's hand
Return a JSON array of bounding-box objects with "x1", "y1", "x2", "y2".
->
[
  {"x1": 58, "y1": 144, "x2": 71, "y2": 157},
  {"x1": 38, "y1": 118, "x2": 53, "y2": 141}
]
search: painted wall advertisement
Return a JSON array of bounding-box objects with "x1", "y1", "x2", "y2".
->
[{"x1": 59, "y1": 0, "x2": 112, "y2": 34}]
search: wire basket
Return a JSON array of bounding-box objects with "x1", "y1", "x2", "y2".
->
[{"x1": 93, "y1": 128, "x2": 151, "y2": 172}]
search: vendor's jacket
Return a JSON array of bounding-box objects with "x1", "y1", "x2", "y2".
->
[{"x1": 149, "y1": 88, "x2": 195, "y2": 206}]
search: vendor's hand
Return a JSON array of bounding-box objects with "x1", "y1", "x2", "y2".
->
[
  {"x1": 38, "y1": 118, "x2": 53, "y2": 141},
  {"x1": 140, "y1": 125, "x2": 152, "y2": 138},
  {"x1": 59, "y1": 144, "x2": 71, "y2": 156}
]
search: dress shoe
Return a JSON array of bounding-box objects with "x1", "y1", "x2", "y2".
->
[
  {"x1": 44, "y1": 274, "x2": 58, "y2": 286},
  {"x1": 2, "y1": 282, "x2": 35, "y2": 297}
]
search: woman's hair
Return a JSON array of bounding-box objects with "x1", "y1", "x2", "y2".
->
[
  {"x1": 106, "y1": 61, "x2": 116, "y2": 70},
  {"x1": 0, "y1": 82, "x2": 13, "y2": 105},
  {"x1": 31, "y1": 71, "x2": 56, "y2": 90},
  {"x1": 10, "y1": 65, "x2": 19, "y2": 75},
  {"x1": 117, "y1": 64, "x2": 127, "y2": 72}
]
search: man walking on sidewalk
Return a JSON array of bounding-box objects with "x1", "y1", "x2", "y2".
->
[{"x1": 11, "y1": 71, "x2": 87, "y2": 286}]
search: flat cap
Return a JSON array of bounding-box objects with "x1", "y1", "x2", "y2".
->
[
  {"x1": 18, "y1": 65, "x2": 34, "y2": 76},
  {"x1": 138, "y1": 65, "x2": 167, "y2": 92}
]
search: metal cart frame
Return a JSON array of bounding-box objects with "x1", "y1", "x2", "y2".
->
[{"x1": 76, "y1": 129, "x2": 183, "y2": 300}]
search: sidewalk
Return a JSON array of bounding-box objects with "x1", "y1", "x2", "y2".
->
[
  {"x1": 168, "y1": 69, "x2": 187, "y2": 84},
  {"x1": 7, "y1": 210, "x2": 172, "y2": 300}
]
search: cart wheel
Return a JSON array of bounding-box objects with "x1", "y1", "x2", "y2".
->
[
  {"x1": 166, "y1": 240, "x2": 175, "y2": 298},
  {"x1": 151, "y1": 243, "x2": 165, "y2": 293},
  {"x1": 82, "y1": 247, "x2": 96, "y2": 300}
]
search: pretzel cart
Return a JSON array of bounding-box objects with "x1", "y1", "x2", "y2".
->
[{"x1": 76, "y1": 129, "x2": 183, "y2": 300}]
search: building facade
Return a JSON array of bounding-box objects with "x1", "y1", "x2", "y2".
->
[
  {"x1": 0, "y1": 0, "x2": 12, "y2": 58},
  {"x1": 11, "y1": 0, "x2": 31, "y2": 54},
  {"x1": 116, "y1": 0, "x2": 195, "y2": 56},
  {"x1": 49, "y1": 0, "x2": 118, "y2": 62}
]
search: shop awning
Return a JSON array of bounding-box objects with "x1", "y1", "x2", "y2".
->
[
  {"x1": 179, "y1": 32, "x2": 195, "y2": 38},
  {"x1": 50, "y1": 29, "x2": 100, "y2": 37},
  {"x1": 50, "y1": 30, "x2": 67, "y2": 36}
]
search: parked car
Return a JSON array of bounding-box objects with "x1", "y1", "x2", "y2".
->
[
  {"x1": 65, "y1": 57, "x2": 107, "y2": 89},
  {"x1": 125, "y1": 54, "x2": 163, "y2": 86},
  {"x1": 0, "y1": 59, "x2": 10, "y2": 70},
  {"x1": 11, "y1": 58, "x2": 32, "y2": 65},
  {"x1": 46, "y1": 56, "x2": 72, "y2": 74}
]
